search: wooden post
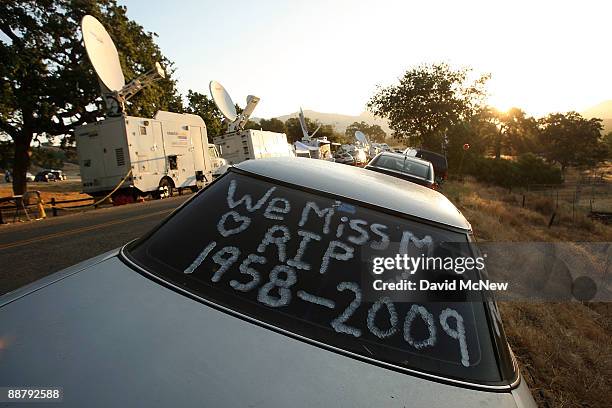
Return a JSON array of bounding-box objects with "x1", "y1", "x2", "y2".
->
[
  {"x1": 51, "y1": 197, "x2": 57, "y2": 217},
  {"x1": 522, "y1": 194, "x2": 525, "y2": 208},
  {"x1": 548, "y1": 212, "x2": 556, "y2": 228}
]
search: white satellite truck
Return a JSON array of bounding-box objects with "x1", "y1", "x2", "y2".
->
[
  {"x1": 209, "y1": 81, "x2": 293, "y2": 167},
  {"x1": 75, "y1": 15, "x2": 214, "y2": 199}
]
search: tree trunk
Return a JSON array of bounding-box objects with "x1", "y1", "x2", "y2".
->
[
  {"x1": 11, "y1": 118, "x2": 34, "y2": 196},
  {"x1": 494, "y1": 129, "x2": 502, "y2": 159}
]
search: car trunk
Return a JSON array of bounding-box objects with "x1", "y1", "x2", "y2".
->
[{"x1": 0, "y1": 257, "x2": 519, "y2": 407}]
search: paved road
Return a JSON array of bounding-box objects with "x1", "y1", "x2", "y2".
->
[{"x1": 0, "y1": 195, "x2": 192, "y2": 295}]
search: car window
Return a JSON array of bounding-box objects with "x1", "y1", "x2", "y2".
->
[
  {"x1": 374, "y1": 156, "x2": 431, "y2": 179},
  {"x1": 127, "y1": 171, "x2": 503, "y2": 384}
]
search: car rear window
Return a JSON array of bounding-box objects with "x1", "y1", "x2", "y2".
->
[
  {"x1": 126, "y1": 171, "x2": 503, "y2": 384},
  {"x1": 373, "y1": 155, "x2": 431, "y2": 179}
]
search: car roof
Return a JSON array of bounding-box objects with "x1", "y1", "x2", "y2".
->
[
  {"x1": 416, "y1": 148, "x2": 446, "y2": 158},
  {"x1": 235, "y1": 157, "x2": 470, "y2": 230},
  {"x1": 376, "y1": 151, "x2": 433, "y2": 166}
]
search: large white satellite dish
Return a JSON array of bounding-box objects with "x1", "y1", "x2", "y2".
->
[
  {"x1": 210, "y1": 81, "x2": 259, "y2": 132},
  {"x1": 210, "y1": 81, "x2": 238, "y2": 122},
  {"x1": 81, "y1": 15, "x2": 167, "y2": 116},
  {"x1": 81, "y1": 15, "x2": 125, "y2": 92},
  {"x1": 355, "y1": 130, "x2": 369, "y2": 145}
]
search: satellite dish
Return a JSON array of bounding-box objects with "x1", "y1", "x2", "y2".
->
[
  {"x1": 155, "y1": 62, "x2": 166, "y2": 79},
  {"x1": 209, "y1": 81, "x2": 259, "y2": 132},
  {"x1": 81, "y1": 15, "x2": 166, "y2": 116},
  {"x1": 355, "y1": 130, "x2": 369, "y2": 145},
  {"x1": 209, "y1": 81, "x2": 238, "y2": 122},
  {"x1": 81, "y1": 15, "x2": 125, "y2": 92},
  {"x1": 299, "y1": 107, "x2": 309, "y2": 139},
  {"x1": 298, "y1": 107, "x2": 321, "y2": 140}
]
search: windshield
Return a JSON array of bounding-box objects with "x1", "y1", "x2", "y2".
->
[
  {"x1": 208, "y1": 146, "x2": 218, "y2": 158},
  {"x1": 126, "y1": 171, "x2": 504, "y2": 384},
  {"x1": 373, "y1": 155, "x2": 431, "y2": 180}
]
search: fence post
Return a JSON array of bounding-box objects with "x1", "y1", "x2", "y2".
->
[
  {"x1": 51, "y1": 197, "x2": 57, "y2": 217},
  {"x1": 522, "y1": 194, "x2": 525, "y2": 208},
  {"x1": 0, "y1": 208, "x2": 3, "y2": 224},
  {"x1": 548, "y1": 212, "x2": 556, "y2": 228}
]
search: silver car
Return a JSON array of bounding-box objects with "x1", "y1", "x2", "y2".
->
[
  {"x1": 366, "y1": 152, "x2": 437, "y2": 189},
  {"x1": 0, "y1": 158, "x2": 536, "y2": 407}
]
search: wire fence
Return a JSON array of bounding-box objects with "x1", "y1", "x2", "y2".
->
[{"x1": 521, "y1": 180, "x2": 612, "y2": 224}]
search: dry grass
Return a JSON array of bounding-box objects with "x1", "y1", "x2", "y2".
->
[
  {"x1": 444, "y1": 178, "x2": 612, "y2": 242},
  {"x1": 500, "y1": 302, "x2": 611, "y2": 407},
  {"x1": 443, "y1": 179, "x2": 612, "y2": 407}
]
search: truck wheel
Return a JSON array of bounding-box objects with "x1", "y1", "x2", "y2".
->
[{"x1": 158, "y1": 178, "x2": 174, "y2": 199}]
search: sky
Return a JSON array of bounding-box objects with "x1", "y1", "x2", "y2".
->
[{"x1": 119, "y1": 0, "x2": 612, "y2": 119}]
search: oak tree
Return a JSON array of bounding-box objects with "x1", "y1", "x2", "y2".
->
[
  {"x1": 0, "y1": 0, "x2": 182, "y2": 195},
  {"x1": 367, "y1": 63, "x2": 489, "y2": 151},
  {"x1": 538, "y1": 112, "x2": 608, "y2": 171}
]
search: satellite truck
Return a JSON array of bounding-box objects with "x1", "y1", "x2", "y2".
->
[
  {"x1": 210, "y1": 81, "x2": 293, "y2": 166},
  {"x1": 75, "y1": 15, "x2": 214, "y2": 200}
]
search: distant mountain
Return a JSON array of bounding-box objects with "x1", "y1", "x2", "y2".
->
[
  {"x1": 581, "y1": 101, "x2": 612, "y2": 133},
  {"x1": 582, "y1": 100, "x2": 612, "y2": 119},
  {"x1": 263, "y1": 102, "x2": 612, "y2": 136},
  {"x1": 272, "y1": 109, "x2": 393, "y2": 136}
]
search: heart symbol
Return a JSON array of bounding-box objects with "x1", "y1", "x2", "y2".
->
[{"x1": 217, "y1": 211, "x2": 252, "y2": 237}]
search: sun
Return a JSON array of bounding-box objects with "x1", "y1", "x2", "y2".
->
[{"x1": 488, "y1": 95, "x2": 513, "y2": 114}]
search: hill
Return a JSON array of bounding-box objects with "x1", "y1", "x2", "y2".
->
[
  {"x1": 272, "y1": 110, "x2": 393, "y2": 136},
  {"x1": 582, "y1": 100, "x2": 612, "y2": 119},
  {"x1": 262, "y1": 103, "x2": 612, "y2": 137},
  {"x1": 581, "y1": 100, "x2": 612, "y2": 133}
]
